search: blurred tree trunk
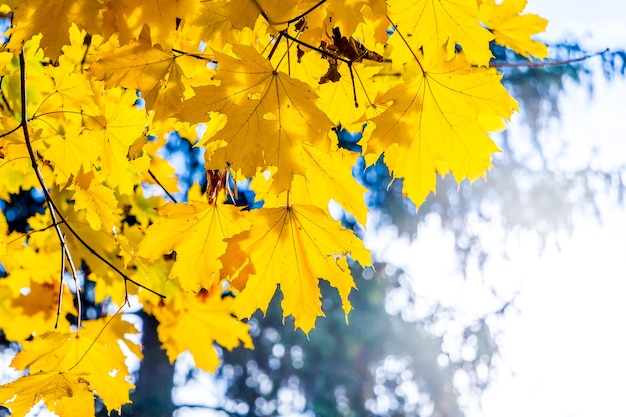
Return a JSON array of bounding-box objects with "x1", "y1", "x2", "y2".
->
[{"x1": 99, "y1": 311, "x2": 175, "y2": 417}]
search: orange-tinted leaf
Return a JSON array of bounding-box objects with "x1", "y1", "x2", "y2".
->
[{"x1": 137, "y1": 201, "x2": 250, "y2": 290}]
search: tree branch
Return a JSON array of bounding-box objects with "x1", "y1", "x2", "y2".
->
[
  {"x1": 148, "y1": 169, "x2": 178, "y2": 203},
  {"x1": 18, "y1": 51, "x2": 83, "y2": 330},
  {"x1": 490, "y1": 48, "x2": 609, "y2": 68},
  {"x1": 17, "y1": 51, "x2": 166, "y2": 308}
]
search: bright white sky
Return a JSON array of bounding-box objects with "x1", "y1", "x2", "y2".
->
[
  {"x1": 372, "y1": 2, "x2": 626, "y2": 417},
  {"x1": 370, "y1": 2, "x2": 626, "y2": 416},
  {"x1": 480, "y1": 2, "x2": 626, "y2": 416}
]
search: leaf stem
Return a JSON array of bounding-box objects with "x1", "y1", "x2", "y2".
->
[{"x1": 385, "y1": 15, "x2": 425, "y2": 75}]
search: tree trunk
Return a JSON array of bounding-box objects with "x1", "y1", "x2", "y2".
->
[{"x1": 99, "y1": 311, "x2": 176, "y2": 417}]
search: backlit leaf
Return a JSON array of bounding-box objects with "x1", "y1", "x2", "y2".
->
[
  {"x1": 479, "y1": 0, "x2": 549, "y2": 59},
  {"x1": 224, "y1": 205, "x2": 370, "y2": 334},
  {"x1": 137, "y1": 201, "x2": 250, "y2": 291},
  {"x1": 153, "y1": 289, "x2": 253, "y2": 372},
  {"x1": 366, "y1": 50, "x2": 518, "y2": 206},
  {"x1": 0, "y1": 371, "x2": 93, "y2": 417}
]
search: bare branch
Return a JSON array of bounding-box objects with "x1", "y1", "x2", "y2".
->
[
  {"x1": 148, "y1": 169, "x2": 178, "y2": 203},
  {"x1": 490, "y1": 48, "x2": 609, "y2": 68}
]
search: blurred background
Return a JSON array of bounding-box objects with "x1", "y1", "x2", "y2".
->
[{"x1": 2, "y1": 1, "x2": 625, "y2": 417}]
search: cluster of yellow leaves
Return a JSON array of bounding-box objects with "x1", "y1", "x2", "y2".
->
[{"x1": 0, "y1": 0, "x2": 548, "y2": 415}]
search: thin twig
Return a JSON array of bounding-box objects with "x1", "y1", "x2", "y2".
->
[
  {"x1": 171, "y1": 48, "x2": 215, "y2": 62},
  {"x1": 267, "y1": 31, "x2": 284, "y2": 62},
  {"x1": 55, "y1": 245, "x2": 65, "y2": 329},
  {"x1": 0, "y1": 123, "x2": 20, "y2": 140},
  {"x1": 490, "y1": 48, "x2": 609, "y2": 68},
  {"x1": 148, "y1": 169, "x2": 178, "y2": 203}
]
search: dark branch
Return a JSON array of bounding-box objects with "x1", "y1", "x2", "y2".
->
[
  {"x1": 18, "y1": 51, "x2": 166, "y2": 303},
  {"x1": 148, "y1": 169, "x2": 178, "y2": 203}
]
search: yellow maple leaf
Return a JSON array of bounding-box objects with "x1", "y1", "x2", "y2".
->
[
  {"x1": 153, "y1": 289, "x2": 253, "y2": 372},
  {"x1": 254, "y1": 142, "x2": 369, "y2": 226},
  {"x1": 223, "y1": 204, "x2": 370, "y2": 334},
  {"x1": 40, "y1": 65, "x2": 98, "y2": 114},
  {"x1": 387, "y1": 0, "x2": 494, "y2": 66},
  {"x1": 83, "y1": 88, "x2": 147, "y2": 195},
  {"x1": 0, "y1": 370, "x2": 93, "y2": 417},
  {"x1": 323, "y1": 0, "x2": 388, "y2": 38},
  {"x1": 365, "y1": 49, "x2": 518, "y2": 206},
  {"x1": 137, "y1": 201, "x2": 251, "y2": 291},
  {"x1": 72, "y1": 170, "x2": 119, "y2": 232},
  {"x1": 182, "y1": 44, "x2": 333, "y2": 192},
  {"x1": 0, "y1": 239, "x2": 61, "y2": 294},
  {"x1": 89, "y1": 39, "x2": 205, "y2": 119},
  {"x1": 124, "y1": 0, "x2": 199, "y2": 48},
  {"x1": 42, "y1": 121, "x2": 101, "y2": 185},
  {"x1": 287, "y1": 49, "x2": 386, "y2": 128},
  {"x1": 479, "y1": 0, "x2": 549, "y2": 59},
  {"x1": 187, "y1": 0, "x2": 235, "y2": 50},
  {"x1": 5, "y1": 0, "x2": 104, "y2": 58},
  {"x1": 11, "y1": 315, "x2": 140, "y2": 413}
]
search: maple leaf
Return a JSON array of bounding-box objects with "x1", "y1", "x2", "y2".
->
[
  {"x1": 5, "y1": 0, "x2": 104, "y2": 58},
  {"x1": 11, "y1": 316, "x2": 140, "y2": 413},
  {"x1": 0, "y1": 370, "x2": 93, "y2": 417},
  {"x1": 387, "y1": 0, "x2": 494, "y2": 66},
  {"x1": 89, "y1": 39, "x2": 207, "y2": 119},
  {"x1": 288, "y1": 49, "x2": 386, "y2": 128},
  {"x1": 137, "y1": 201, "x2": 251, "y2": 290},
  {"x1": 188, "y1": 0, "x2": 235, "y2": 49},
  {"x1": 152, "y1": 289, "x2": 253, "y2": 372},
  {"x1": 72, "y1": 170, "x2": 119, "y2": 232},
  {"x1": 479, "y1": 0, "x2": 549, "y2": 59},
  {"x1": 40, "y1": 65, "x2": 98, "y2": 114},
  {"x1": 253, "y1": 142, "x2": 369, "y2": 226},
  {"x1": 83, "y1": 88, "x2": 147, "y2": 195},
  {"x1": 365, "y1": 49, "x2": 518, "y2": 206},
  {"x1": 223, "y1": 204, "x2": 370, "y2": 334},
  {"x1": 323, "y1": 0, "x2": 388, "y2": 38},
  {"x1": 42, "y1": 120, "x2": 101, "y2": 185},
  {"x1": 182, "y1": 44, "x2": 333, "y2": 192}
]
